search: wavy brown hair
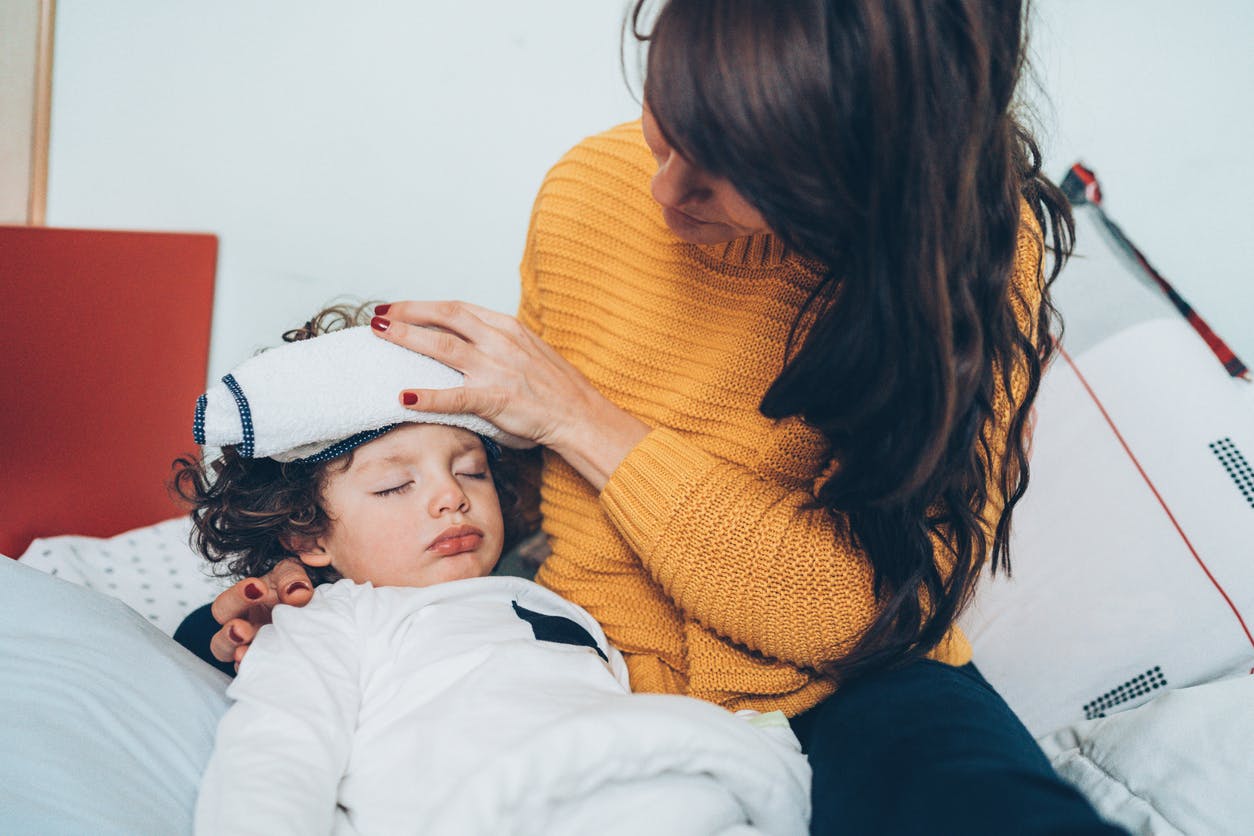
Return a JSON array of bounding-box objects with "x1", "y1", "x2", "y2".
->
[
  {"x1": 173, "y1": 303, "x2": 526, "y2": 584},
  {"x1": 631, "y1": 0, "x2": 1074, "y2": 680}
]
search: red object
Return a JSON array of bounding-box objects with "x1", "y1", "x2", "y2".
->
[
  {"x1": 1062, "y1": 163, "x2": 1250, "y2": 380},
  {"x1": 0, "y1": 226, "x2": 217, "y2": 558}
]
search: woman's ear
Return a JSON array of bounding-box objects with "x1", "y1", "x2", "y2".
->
[{"x1": 282, "y1": 534, "x2": 332, "y2": 568}]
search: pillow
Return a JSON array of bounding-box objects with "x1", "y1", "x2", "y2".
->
[
  {"x1": 18, "y1": 516, "x2": 227, "y2": 636},
  {"x1": 0, "y1": 556, "x2": 229, "y2": 834},
  {"x1": 1039, "y1": 675, "x2": 1254, "y2": 835},
  {"x1": 958, "y1": 208, "x2": 1254, "y2": 737}
]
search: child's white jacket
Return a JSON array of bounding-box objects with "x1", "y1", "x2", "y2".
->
[{"x1": 194, "y1": 576, "x2": 810, "y2": 835}]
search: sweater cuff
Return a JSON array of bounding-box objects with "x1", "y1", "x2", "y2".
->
[{"x1": 600, "y1": 427, "x2": 721, "y2": 558}]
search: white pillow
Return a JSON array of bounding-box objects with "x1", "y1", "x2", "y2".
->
[
  {"x1": 1039, "y1": 675, "x2": 1254, "y2": 835},
  {"x1": 0, "y1": 556, "x2": 229, "y2": 834},
  {"x1": 18, "y1": 516, "x2": 227, "y2": 636},
  {"x1": 959, "y1": 317, "x2": 1254, "y2": 737}
]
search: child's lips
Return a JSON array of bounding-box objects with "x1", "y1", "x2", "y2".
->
[{"x1": 427, "y1": 525, "x2": 484, "y2": 556}]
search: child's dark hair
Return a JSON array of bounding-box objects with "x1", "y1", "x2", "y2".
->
[{"x1": 173, "y1": 303, "x2": 526, "y2": 584}]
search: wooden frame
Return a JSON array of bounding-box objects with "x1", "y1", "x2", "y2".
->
[{"x1": 0, "y1": 0, "x2": 55, "y2": 224}]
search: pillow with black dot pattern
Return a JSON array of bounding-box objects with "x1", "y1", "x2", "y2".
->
[
  {"x1": 18, "y1": 516, "x2": 228, "y2": 636},
  {"x1": 957, "y1": 206, "x2": 1254, "y2": 739}
]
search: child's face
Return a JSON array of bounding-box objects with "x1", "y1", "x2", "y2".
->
[{"x1": 299, "y1": 424, "x2": 504, "y2": 588}]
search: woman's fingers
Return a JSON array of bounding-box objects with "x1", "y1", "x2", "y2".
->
[
  {"x1": 210, "y1": 576, "x2": 276, "y2": 626},
  {"x1": 372, "y1": 314, "x2": 481, "y2": 372},
  {"x1": 211, "y1": 617, "x2": 256, "y2": 664},
  {"x1": 398, "y1": 385, "x2": 510, "y2": 422},
  {"x1": 207, "y1": 560, "x2": 314, "y2": 664},
  {"x1": 270, "y1": 558, "x2": 314, "y2": 604},
  {"x1": 375, "y1": 300, "x2": 495, "y2": 340}
]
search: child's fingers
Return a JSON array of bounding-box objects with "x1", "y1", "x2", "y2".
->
[
  {"x1": 270, "y1": 558, "x2": 313, "y2": 604},
  {"x1": 210, "y1": 617, "x2": 256, "y2": 664}
]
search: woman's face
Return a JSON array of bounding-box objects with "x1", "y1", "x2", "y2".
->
[{"x1": 641, "y1": 106, "x2": 771, "y2": 245}]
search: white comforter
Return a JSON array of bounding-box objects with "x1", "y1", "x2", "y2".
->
[
  {"x1": 1041, "y1": 675, "x2": 1254, "y2": 835},
  {"x1": 195, "y1": 577, "x2": 810, "y2": 835}
]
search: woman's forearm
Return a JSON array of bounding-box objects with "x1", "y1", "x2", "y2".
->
[{"x1": 548, "y1": 394, "x2": 651, "y2": 493}]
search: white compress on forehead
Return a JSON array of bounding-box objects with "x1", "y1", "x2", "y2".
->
[{"x1": 193, "y1": 327, "x2": 532, "y2": 462}]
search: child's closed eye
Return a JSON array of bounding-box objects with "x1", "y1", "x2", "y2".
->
[
  {"x1": 374, "y1": 481, "x2": 413, "y2": 497},
  {"x1": 457, "y1": 471, "x2": 488, "y2": 481}
]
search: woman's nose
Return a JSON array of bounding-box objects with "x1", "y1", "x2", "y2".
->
[{"x1": 651, "y1": 152, "x2": 710, "y2": 209}]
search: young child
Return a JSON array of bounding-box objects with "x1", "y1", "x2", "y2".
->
[{"x1": 177, "y1": 307, "x2": 809, "y2": 836}]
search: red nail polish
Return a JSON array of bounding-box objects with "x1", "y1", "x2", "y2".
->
[
  {"x1": 286, "y1": 581, "x2": 311, "y2": 596},
  {"x1": 371, "y1": 316, "x2": 390, "y2": 332},
  {"x1": 243, "y1": 582, "x2": 263, "y2": 600},
  {"x1": 374, "y1": 304, "x2": 390, "y2": 316},
  {"x1": 402, "y1": 392, "x2": 419, "y2": 406}
]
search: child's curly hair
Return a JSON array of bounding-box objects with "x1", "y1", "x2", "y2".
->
[{"x1": 172, "y1": 303, "x2": 527, "y2": 585}]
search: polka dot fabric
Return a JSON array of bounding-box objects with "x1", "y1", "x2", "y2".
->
[{"x1": 17, "y1": 517, "x2": 228, "y2": 636}]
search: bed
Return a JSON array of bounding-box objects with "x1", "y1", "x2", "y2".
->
[{"x1": 1, "y1": 197, "x2": 1252, "y2": 834}]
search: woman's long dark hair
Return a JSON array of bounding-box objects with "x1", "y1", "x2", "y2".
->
[{"x1": 631, "y1": 0, "x2": 1074, "y2": 680}]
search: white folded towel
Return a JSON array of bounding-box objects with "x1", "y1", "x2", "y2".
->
[{"x1": 194, "y1": 327, "x2": 532, "y2": 461}]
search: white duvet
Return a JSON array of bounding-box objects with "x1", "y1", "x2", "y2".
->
[
  {"x1": 195, "y1": 576, "x2": 810, "y2": 835},
  {"x1": 1040, "y1": 675, "x2": 1254, "y2": 835}
]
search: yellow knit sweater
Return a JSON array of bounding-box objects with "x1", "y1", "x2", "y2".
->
[{"x1": 524, "y1": 121, "x2": 1043, "y2": 717}]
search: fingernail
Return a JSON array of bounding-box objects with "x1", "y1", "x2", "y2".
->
[
  {"x1": 286, "y1": 581, "x2": 311, "y2": 596},
  {"x1": 228, "y1": 625, "x2": 243, "y2": 643},
  {"x1": 371, "y1": 316, "x2": 390, "y2": 332},
  {"x1": 243, "y1": 582, "x2": 263, "y2": 600},
  {"x1": 374, "y1": 304, "x2": 390, "y2": 316},
  {"x1": 402, "y1": 392, "x2": 419, "y2": 406}
]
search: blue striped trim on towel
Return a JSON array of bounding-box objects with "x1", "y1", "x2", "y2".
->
[
  {"x1": 295, "y1": 426, "x2": 398, "y2": 464},
  {"x1": 192, "y1": 394, "x2": 208, "y2": 445},
  {"x1": 291, "y1": 428, "x2": 502, "y2": 466},
  {"x1": 221, "y1": 374, "x2": 255, "y2": 458}
]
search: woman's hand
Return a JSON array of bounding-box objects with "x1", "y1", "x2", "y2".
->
[
  {"x1": 370, "y1": 301, "x2": 649, "y2": 491},
  {"x1": 208, "y1": 558, "x2": 313, "y2": 667}
]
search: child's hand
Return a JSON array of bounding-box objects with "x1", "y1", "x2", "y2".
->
[{"x1": 209, "y1": 558, "x2": 314, "y2": 668}]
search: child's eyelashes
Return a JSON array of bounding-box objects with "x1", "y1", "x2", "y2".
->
[{"x1": 371, "y1": 472, "x2": 485, "y2": 496}]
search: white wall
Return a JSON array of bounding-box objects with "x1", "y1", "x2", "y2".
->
[
  {"x1": 47, "y1": 1, "x2": 1253, "y2": 379},
  {"x1": 47, "y1": 1, "x2": 641, "y2": 378},
  {"x1": 1026, "y1": 0, "x2": 1254, "y2": 366}
]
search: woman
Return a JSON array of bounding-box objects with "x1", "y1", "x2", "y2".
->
[{"x1": 189, "y1": 1, "x2": 1124, "y2": 832}]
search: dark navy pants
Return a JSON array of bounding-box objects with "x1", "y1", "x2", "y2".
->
[{"x1": 788, "y1": 661, "x2": 1127, "y2": 835}]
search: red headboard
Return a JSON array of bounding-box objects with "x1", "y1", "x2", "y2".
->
[{"x1": 0, "y1": 226, "x2": 217, "y2": 558}]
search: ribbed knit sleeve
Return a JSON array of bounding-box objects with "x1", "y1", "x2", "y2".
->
[
  {"x1": 600, "y1": 215, "x2": 1045, "y2": 669},
  {"x1": 601, "y1": 427, "x2": 876, "y2": 668}
]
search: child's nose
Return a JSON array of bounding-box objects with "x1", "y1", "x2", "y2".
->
[{"x1": 429, "y1": 479, "x2": 470, "y2": 516}]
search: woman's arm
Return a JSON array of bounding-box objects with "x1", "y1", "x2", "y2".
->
[
  {"x1": 194, "y1": 592, "x2": 361, "y2": 834},
  {"x1": 600, "y1": 426, "x2": 876, "y2": 669},
  {"x1": 601, "y1": 224, "x2": 1046, "y2": 669}
]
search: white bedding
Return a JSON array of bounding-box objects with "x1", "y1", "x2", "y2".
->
[
  {"x1": 1040, "y1": 675, "x2": 1254, "y2": 835},
  {"x1": 18, "y1": 515, "x2": 226, "y2": 635},
  {"x1": 196, "y1": 576, "x2": 811, "y2": 836}
]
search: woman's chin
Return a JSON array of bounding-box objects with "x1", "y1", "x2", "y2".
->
[{"x1": 662, "y1": 208, "x2": 736, "y2": 245}]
